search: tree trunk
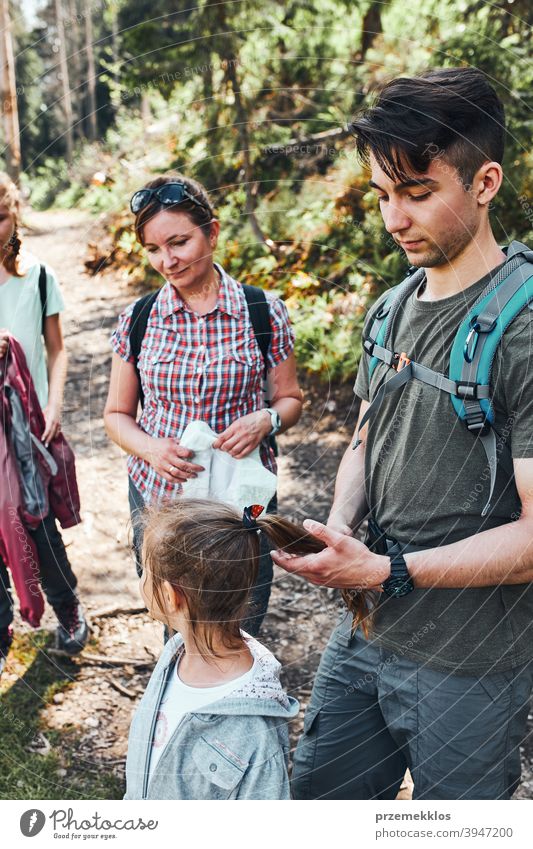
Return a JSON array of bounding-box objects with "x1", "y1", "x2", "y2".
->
[
  {"x1": 110, "y1": 1, "x2": 120, "y2": 113},
  {"x1": 54, "y1": 0, "x2": 74, "y2": 163},
  {"x1": 214, "y1": 1, "x2": 274, "y2": 251},
  {"x1": 224, "y1": 59, "x2": 274, "y2": 251},
  {"x1": 0, "y1": 0, "x2": 21, "y2": 182},
  {"x1": 66, "y1": 0, "x2": 82, "y2": 139},
  {"x1": 360, "y1": 2, "x2": 384, "y2": 61},
  {"x1": 84, "y1": 0, "x2": 98, "y2": 140}
]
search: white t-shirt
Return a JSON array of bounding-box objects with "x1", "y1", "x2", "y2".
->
[
  {"x1": 148, "y1": 650, "x2": 257, "y2": 783},
  {"x1": 0, "y1": 253, "x2": 65, "y2": 407}
]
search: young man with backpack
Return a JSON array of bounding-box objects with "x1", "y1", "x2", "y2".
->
[{"x1": 272, "y1": 67, "x2": 533, "y2": 800}]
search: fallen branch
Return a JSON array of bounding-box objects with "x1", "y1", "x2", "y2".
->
[
  {"x1": 108, "y1": 679, "x2": 138, "y2": 699},
  {"x1": 89, "y1": 604, "x2": 146, "y2": 620},
  {"x1": 80, "y1": 653, "x2": 153, "y2": 668},
  {"x1": 46, "y1": 648, "x2": 152, "y2": 668}
]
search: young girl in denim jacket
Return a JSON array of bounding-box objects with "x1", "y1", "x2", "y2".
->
[{"x1": 124, "y1": 498, "x2": 331, "y2": 800}]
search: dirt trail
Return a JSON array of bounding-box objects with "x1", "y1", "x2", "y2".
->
[
  {"x1": 6, "y1": 209, "x2": 532, "y2": 799},
  {"x1": 4, "y1": 209, "x2": 355, "y2": 789}
]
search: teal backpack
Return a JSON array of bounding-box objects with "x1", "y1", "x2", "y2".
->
[{"x1": 354, "y1": 240, "x2": 533, "y2": 516}]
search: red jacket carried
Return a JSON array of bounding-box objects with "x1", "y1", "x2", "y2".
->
[{"x1": 0, "y1": 335, "x2": 81, "y2": 626}]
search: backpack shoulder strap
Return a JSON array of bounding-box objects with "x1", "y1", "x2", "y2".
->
[
  {"x1": 241, "y1": 282, "x2": 278, "y2": 456},
  {"x1": 448, "y1": 244, "x2": 533, "y2": 516},
  {"x1": 128, "y1": 290, "x2": 160, "y2": 410},
  {"x1": 365, "y1": 267, "x2": 425, "y2": 380},
  {"x1": 39, "y1": 264, "x2": 47, "y2": 335},
  {"x1": 242, "y1": 283, "x2": 271, "y2": 378},
  {"x1": 450, "y1": 245, "x2": 533, "y2": 429}
]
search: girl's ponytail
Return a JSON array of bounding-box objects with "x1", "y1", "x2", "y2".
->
[
  {"x1": 3, "y1": 226, "x2": 22, "y2": 277},
  {"x1": 0, "y1": 171, "x2": 22, "y2": 277},
  {"x1": 141, "y1": 498, "x2": 375, "y2": 653},
  {"x1": 256, "y1": 514, "x2": 376, "y2": 637}
]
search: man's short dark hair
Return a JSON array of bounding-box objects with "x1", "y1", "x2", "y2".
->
[{"x1": 349, "y1": 67, "x2": 505, "y2": 188}]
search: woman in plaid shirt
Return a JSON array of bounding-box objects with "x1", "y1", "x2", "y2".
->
[{"x1": 104, "y1": 173, "x2": 302, "y2": 634}]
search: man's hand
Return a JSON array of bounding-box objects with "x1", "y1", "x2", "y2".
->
[{"x1": 271, "y1": 519, "x2": 389, "y2": 589}]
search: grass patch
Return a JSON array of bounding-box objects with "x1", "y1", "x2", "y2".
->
[{"x1": 0, "y1": 631, "x2": 123, "y2": 800}]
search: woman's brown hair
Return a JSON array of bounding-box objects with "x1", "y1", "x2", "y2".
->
[
  {"x1": 0, "y1": 172, "x2": 22, "y2": 277},
  {"x1": 133, "y1": 172, "x2": 214, "y2": 245},
  {"x1": 142, "y1": 499, "x2": 374, "y2": 658}
]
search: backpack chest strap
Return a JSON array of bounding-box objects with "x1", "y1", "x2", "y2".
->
[{"x1": 353, "y1": 347, "x2": 502, "y2": 517}]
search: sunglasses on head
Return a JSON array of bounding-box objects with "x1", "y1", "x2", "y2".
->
[{"x1": 130, "y1": 182, "x2": 208, "y2": 215}]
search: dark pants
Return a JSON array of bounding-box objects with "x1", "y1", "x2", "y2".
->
[
  {"x1": 0, "y1": 510, "x2": 78, "y2": 630},
  {"x1": 292, "y1": 612, "x2": 533, "y2": 800},
  {"x1": 128, "y1": 478, "x2": 275, "y2": 637}
]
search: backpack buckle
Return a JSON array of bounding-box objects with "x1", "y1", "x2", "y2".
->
[
  {"x1": 463, "y1": 320, "x2": 480, "y2": 363},
  {"x1": 464, "y1": 408, "x2": 490, "y2": 436},
  {"x1": 456, "y1": 381, "x2": 481, "y2": 400},
  {"x1": 363, "y1": 338, "x2": 375, "y2": 356}
]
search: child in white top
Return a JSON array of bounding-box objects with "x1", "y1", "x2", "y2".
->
[{"x1": 0, "y1": 171, "x2": 87, "y2": 672}]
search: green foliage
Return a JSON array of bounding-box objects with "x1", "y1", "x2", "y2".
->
[{"x1": 14, "y1": 0, "x2": 533, "y2": 381}]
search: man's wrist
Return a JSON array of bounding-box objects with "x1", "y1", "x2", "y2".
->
[
  {"x1": 327, "y1": 508, "x2": 352, "y2": 528},
  {"x1": 370, "y1": 552, "x2": 390, "y2": 587}
]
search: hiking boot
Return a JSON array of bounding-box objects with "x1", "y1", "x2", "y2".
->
[
  {"x1": 0, "y1": 626, "x2": 14, "y2": 678},
  {"x1": 54, "y1": 601, "x2": 88, "y2": 655}
]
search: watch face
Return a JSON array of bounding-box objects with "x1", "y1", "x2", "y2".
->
[{"x1": 382, "y1": 576, "x2": 414, "y2": 598}]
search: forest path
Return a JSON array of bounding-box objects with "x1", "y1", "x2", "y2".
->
[
  {"x1": 4, "y1": 208, "x2": 356, "y2": 793},
  {"x1": 8, "y1": 209, "x2": 531, "y2": 800}
]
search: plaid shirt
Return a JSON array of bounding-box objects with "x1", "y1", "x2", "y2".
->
[{"x1": 110, "y1": 264, "x2": 295, "y2": 504}]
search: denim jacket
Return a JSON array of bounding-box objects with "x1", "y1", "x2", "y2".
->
[{"x1": 124, "y1": 633, "x2": 299, "y2": 800}]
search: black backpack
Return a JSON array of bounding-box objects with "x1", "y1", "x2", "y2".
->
[
  {"x1": 128, "y1": 283, "x2": 277, "y2": 453},
  {"x1": 38, "y1": 265, "x2": 47, "y2": 334}
]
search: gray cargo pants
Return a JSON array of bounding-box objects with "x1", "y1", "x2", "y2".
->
[{"x1": 291, "y1": 612, "x2": 533, "y2": 800}]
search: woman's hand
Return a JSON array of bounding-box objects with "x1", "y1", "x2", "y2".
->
[
  {"x1": 0, "y1": 329, "x2": 10, "y2": 358},
  {"x1": 41, "y1": 401, "x2": 62, "y2": 447},
  {"x1": 212, "y1": 410, "x2": 271, "y2": 459},
  {"x1": 145, "y1": 437, "x2": 205, "y2": 484}
]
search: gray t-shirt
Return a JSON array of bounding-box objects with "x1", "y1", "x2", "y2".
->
[{"x1": 354, "y1": 259, "x2": 533, "y2": 673}]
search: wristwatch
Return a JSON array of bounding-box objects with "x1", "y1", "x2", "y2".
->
[
  {"x1": 265, "y1": 407, "x2": 281, "y2": 436},
  {"x1": 381, "y1": 551, "x2": 415, "y2": 598}
]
